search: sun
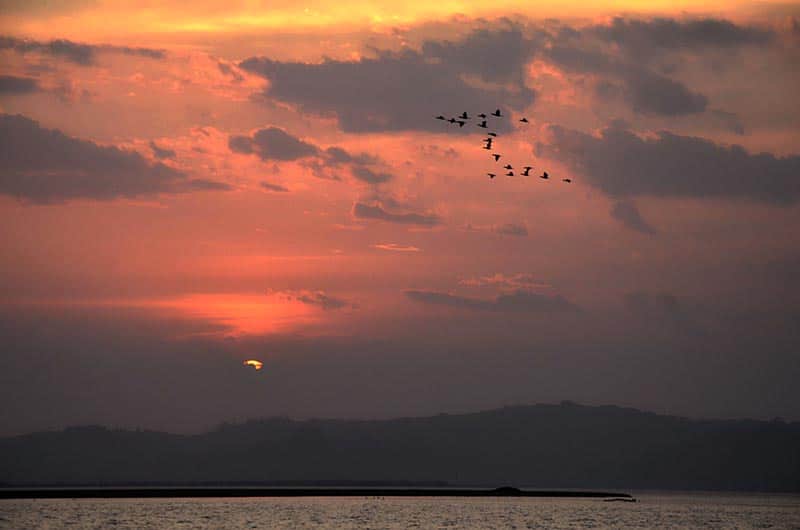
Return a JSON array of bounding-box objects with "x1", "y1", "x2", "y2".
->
[{"x1": 243, "y1": 359, "x2": 264, "y2": 371}]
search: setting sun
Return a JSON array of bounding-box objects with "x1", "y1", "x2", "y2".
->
[{"x1": 243, "y1": 359, "x2": 264, "y2": 370}]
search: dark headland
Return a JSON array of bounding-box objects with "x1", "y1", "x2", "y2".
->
[{"x1": 2, "y1": 402, "x2": 798, "y2": 493}]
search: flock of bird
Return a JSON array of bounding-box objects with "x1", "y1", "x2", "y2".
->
[{"x1": 435, "y1": 109, "x2": 571, "y2": 183}]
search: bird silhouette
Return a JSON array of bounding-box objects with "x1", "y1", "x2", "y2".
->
[
  {"x1": 506, "y1": 171, "x2": 514, "y2": 176},
  {"x1": 488, "y1": 132, "x2": 497, "y2": 137},
  {"x1": 477, "y1": 120, "x2": 488, "y2": 128},
  {"x1": 456, "y1": 120, "x2": 465, "y2": 127},
  {"x1": 521, "y1": 166, "x2": 532, "y2": 176},
  {"x1": 492, "y1": 154, "x2": 501, "y2": 161},
  {"x1": 487, "y1": 173, "x2": 496, "y2": 179},
  {"x1": 459, "y1": 111, "x2": 470, "y2": 120},
  {"x1": 483, "y1": 144, "x2": 492, "y2": 150},
  {"x1": 435, "y1": 115, "x2": 446, "y2": 120},
  {"x1": 540, "y1": 172, "x2": 549, "y2": 180},
  {"x1": 503, "y1": 164, "x2": 513, "y2": 170},
  {"x1": 562, "y1": 178, "x2": 571, "y2": 183},
  {"x1": 448, "y1": 118, "x2": 457, "y2": 123},
  {"x1": 519, "y1": 117, "x2": 529, "y2": 123},
  {"x1": 478, "y1": 113, "x2": 487, "y2": 118},
  {"x1": 492, "y1": 109, "x2": 502, "y2": 117}
]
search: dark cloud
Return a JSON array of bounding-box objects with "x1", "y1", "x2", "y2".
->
[
  {"x1": 610, "y1": 199, "x2": 657, "y2": 235},
  {"x1": 351, "y1": 166, "x2": 393, "y2": 184},
  {"x1": 0, "y1": 75, "x2": 40, "y2": 94},
  {"x1": 324, "y1": 146, "x2": 378, "y2": 166},
  {"x1": 149, "y1": 141, "x2": 176, "y2": 160},
  {"x1": 539, "y1": 123, "x2": 800, "y2": 203},
  {"x1": 229, "y1": 130, "x2": 394, "y2": 185},
  {"x1": 0, "y1": 113, "x2": 228, "y2": 202},
  {"x1": 293, "y1": 291, "x2": 348, "y2": 310},
  {"x1": 352, "y1": 201, "x2": 441, "y2": 226},
  {"x1": 623, "y1": 70, "x2": 708, "y2": 116},
  {"x1": 185, "y1": 179, "x2": 232, "y2": 191},
  {"x1": 493, "y1": 222, "x2": 529, "y2": 237},
  {"x1": 240, "y1": 25, "x2": 537, "y2": 133},
  {"x1": 590, "y1": 17, "x2": 773, "y2": 59},
  {"x1": 420, "y1": 23, "x2": 540, "y2": 85},
  {"x1": 229, "y1": 127, "x2": 319, "y2": 161},
  {"x1": 0, "y1": 36, "x2": 165, "y2": 66},
  {"x1": 405, "y1": 289, "x2": 577, "y2": 313},
  {"x1": 545, "y1": 43, "x2": 708, "y2": 116},
  {"x1": 260, "y1": 181, "x2": 289, "y2": 192}
]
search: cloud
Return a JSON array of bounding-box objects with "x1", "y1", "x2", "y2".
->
[
  {"x1": 538, "y1": 123, "x2": 800, "y2": 203},
  {"x1": 545, "y1": 42, "x2": 708, "y2": 116},
  {"x1": 352, "y1": 201, "x2": 441, "y2": 226},
  {"x1": 290, "y1": 291, "x2": 348, "y2": 310},
  {"x1": 405, "y1": 289, "x2": 577, "y2": 313},
  {"x1": 351, "y1": 166, "x2": 393, "y2": 184},
  {"x1": 0, "y1": 113, "x2": 228, "y2": 202},
  {"x1": 229, "y1": 129, "x2": 394, "y2": 184},
  {"x1": 610, "y1": 199, "x2": 657, "y2": 235},
  {"x1": 589, "y1": 17, "x2": 773, "y2": 59},
  {"x1": 493, "y1": 223, "x2": 529, "y2": 237},
  {"x1": 459, "y1": 273, "x2": 550, "y2": 292},
  {"x1": 0, "y1": 35, "x2": 165, "y2": 65},
  {"x1": 239, "y1": 24, "x2": 537, "y2": 133},
  {"x1": 185, "y1": 179, "x2": 232, "y2": 191},
  {"x1": 149, "y1": 141, "x2": 176, "y2": 160},
  {"x1": 229, "y1": 127, "x2": 318, "y2": 161},
  {"x1": 260, "y1": 181, "x2": 289, "y2": 192},
  {"x1": 372, "y1": 243, "x2": 421, "y2": 252},
  {"x1": 0, "y1": 75, "x2": 40, "y2": 94}
]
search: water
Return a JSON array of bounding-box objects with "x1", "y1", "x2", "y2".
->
[{"x1": 1, "y1": 493, "x2": 798, "y2": 529}]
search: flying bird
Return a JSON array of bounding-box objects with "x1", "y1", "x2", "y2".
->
[
  {"x1": 483, "y1": 143, "x2": 492, "y2": 150},
  {"x1": 477, "y1": 120, "x2": 488, "y2": 128},
  {"x1": 540, "y1": 172, "x2": 549, "y2": 180},
  {"x1": 522, "y1": 166, "x2": 532, "y2": 176},
  {"x1": 456, "y1": 120, "x2": 465, "y2": 127},
  {"x1": 478, "y1": 113, "x2": 487, "y2": 118},
  {"x1": 492, "y1": 109, "x2": 502, "y2": 117},
  {"x1": 519, "y1": 117, "x2": 529, "y2": 123},
  {"x1": 459, "y1": 111, "x2": 470, "y2": 120},
  {"x1": 243, "y1": 359, "x2": 264, "y2": 371},
  {"x1": 492, "y1": 154, "x2": 501, "y2": 161},
  {"x1": 506, "y1": 171, "x2": 514, "y2": 176},
  {"x1": 487, "y1": 173, "x2": 496, "y2": 179},
  {"x1": 503, "y1": 164, "x2": 513, "y2": 170},
  {"x1": 435, "y1": 115, "x2": 446, "y2": 120},
  {"x1": 488, "y1": 132, "x2": 497, "y2": 137},
  {"x1": 448, "y1": 118, "x2": 457, "y2": 124},
  {"x1": 562, "y1": 178, "x2": 572, "y2": 183}
]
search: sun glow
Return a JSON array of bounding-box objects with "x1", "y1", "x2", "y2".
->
[{"x1": 243, "y1": 359, "x2": 264, "y2": 370}]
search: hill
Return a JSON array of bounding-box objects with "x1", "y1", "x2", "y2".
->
[{"x1": 1, "y1": 402, "x2": 798, "y2": 491}]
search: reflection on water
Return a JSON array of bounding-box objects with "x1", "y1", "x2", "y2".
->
[{"x1": 1, "y1": 493, "x2": 799, "y2": 529}]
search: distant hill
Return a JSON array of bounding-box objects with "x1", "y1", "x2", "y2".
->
[{"x1": 1, "y1": 402, "x2": 798, "y2": 491}]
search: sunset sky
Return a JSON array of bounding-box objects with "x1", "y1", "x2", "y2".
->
[{"x1": 1, "y1": 0, "x2": 799, "y2": 436}]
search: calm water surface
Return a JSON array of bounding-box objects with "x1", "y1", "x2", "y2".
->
[{"x1": 1, "y1": 493, "x2": 799, "y2": 529}]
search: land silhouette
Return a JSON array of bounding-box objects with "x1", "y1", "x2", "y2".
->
[{"x1": 1, "y1": 402, "x2": 797, "y2": 492}]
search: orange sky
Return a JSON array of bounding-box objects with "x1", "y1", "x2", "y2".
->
[{"x1": 1, "y1": 0, "x2": 799, "y2": 434}]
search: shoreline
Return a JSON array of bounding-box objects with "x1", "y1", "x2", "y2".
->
[{"x1": 0, "y1": 486, "x2": 634, "y2": 500}]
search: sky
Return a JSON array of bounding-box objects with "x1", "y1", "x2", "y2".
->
[{"x1": 1, "y1": 0, "x2": 799, "y2": 436}]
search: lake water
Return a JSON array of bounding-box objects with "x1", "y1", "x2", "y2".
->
[{"x1": 1, "y1": 493, "x2": 799, "y2": 528}]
